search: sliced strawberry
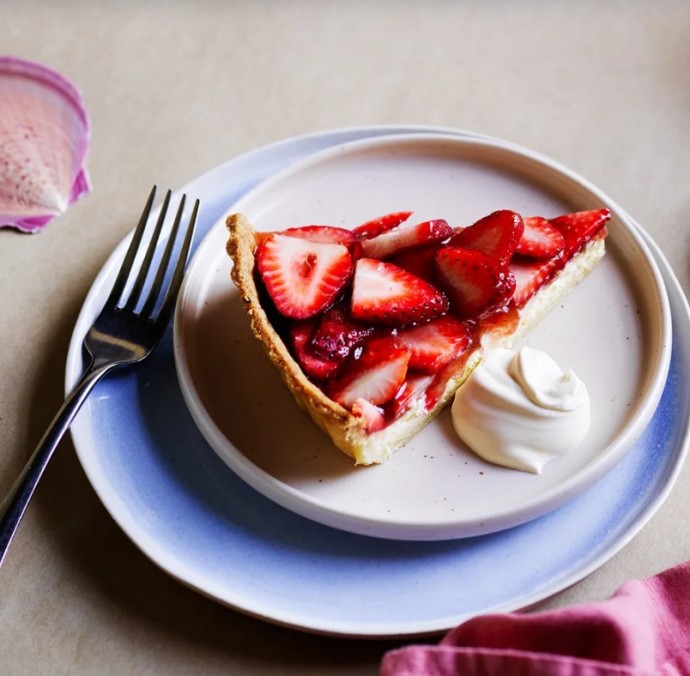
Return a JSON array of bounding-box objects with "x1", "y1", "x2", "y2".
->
[
  {"x1": 360, "y1": 219, "x2": 453, "y2": 259},
  {"x1": 350, "y1": 258, "x2": 449, "y2": 326},
  {"x1": 283, "y1": 225, "x2": 357, "y2": 246},
  {"x1": 515, "y1": 216, "x2": 566, "y2": 260},
  {"x1": 352, "y1": 211, "x2": 412, "y2": 239},
  {"x1": 290, "y1": 321, "x2": 341, "y2": 380},
  {"x1": 449, "y1": 210, "x2": 524, "y2": 264},
  {"x1": 351, "y1": 398, "x2": 386, "y2": 433},
  {"x1": 425, "y1": 349, "x2": 475, "y2": 411},
  {"x1": 329, "y1": 336, "x2": 410, "y2": 408},
  {"x1": 510, "y1": 256, "x2": 563, "y2": 308},
  {"x1": 388, "y1": 244, "x2": 438, "y2": 284},
  {"x1": 397, "y1": 316, "x2": 472, "y2": 373},
  {"x1": 549, "y1": 208, "x2": 611, "y2": 255},
  {"x1": 257, "y1": 234, "x2": 353, "y2": 319},
  {"x1": 309, "y1": 305, "x2": 375, "y2": 361},
  {"x1": 388, "y1": 373, "x2": 435, "y2": 420},
  {"x1": 435, "y1": 246, "x2": 516, "y2": 319},
  {"x1": 255, "y1": 225, "x2": 356, "y2": 247}
]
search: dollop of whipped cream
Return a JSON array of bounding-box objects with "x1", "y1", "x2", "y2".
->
[{"x1": 451, "y1": 347, "x2": 591, "y2": 474}]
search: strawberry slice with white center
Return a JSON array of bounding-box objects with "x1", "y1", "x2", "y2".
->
[
  {"x1": 515, "y1": 216, "x2": 565, "y2": 260},
  {"x1": 397, "y1": 316, "x2": 472, "y2": 373},
  {"x1": 435, "y1": 246, "x2": 516, "y2": 319},
  {"x1": 350, "y1": 258, "x2": 449, "y2": 326},
  {"x1": 448, "y1": 210, "x2": 524, "y2": 264},
  {"x1": 352, "y1": 211, "x2": 413, "y2": 239},
  {"x1": 257, "y1": 234, "x2": 353, "y2": 319},
  {"x1": 255, "y1": 225, "x2": 357, "y2": 247},
  {"x1": 351, "y1": 398, "x2": 386, "y2": 433},
  {"x1": 389, "y1": 373, "x2": 435, "y2": 419},
  {"x1": 360, "y1": 219, "x2": 453, "y2": 259},
  {"x1": 549, "y1": 209, "x2": 611, "y2": 255},
  {"x1": 329, "y1": 337, "x2": 410, "y2": 408},
  {"x1": 510, "y1": 256, "x2": 563, "y2": 308},
  {"x1": 282, "y1": 225, "x2": 357, "y2": 246}
]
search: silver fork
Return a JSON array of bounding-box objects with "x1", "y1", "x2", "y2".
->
[{"x1": 0, "y1": 186, "x2": 199, "y2": 567}]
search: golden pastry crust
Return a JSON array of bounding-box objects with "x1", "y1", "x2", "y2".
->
[
  {"x1": 226, "y1": 213, "x2": 606, "y2": 465},
  {"x1": 227, "y1": 213, "x2": 367, "y2": 461}
]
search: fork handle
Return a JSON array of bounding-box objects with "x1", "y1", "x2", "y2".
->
[{"x1": 0, "y1": 362, "x2": 112, "y2": 567}]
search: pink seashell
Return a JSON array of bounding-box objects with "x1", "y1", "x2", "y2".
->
[{"x1": 0, "y1": 56, "x2": 91, "y2": 233}]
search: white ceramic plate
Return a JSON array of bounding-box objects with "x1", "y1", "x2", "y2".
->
[{"x1": 174, "y1": 133, "x2": 671, "y2": 540}]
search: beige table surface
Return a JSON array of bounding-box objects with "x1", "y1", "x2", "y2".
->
[{"x1": 2, "y1": 1, "x2": 690, "y2": 673}]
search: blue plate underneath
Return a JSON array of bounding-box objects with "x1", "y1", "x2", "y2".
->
[{"x1": 67, "y1": 127, "x2": 690, "y2": 637}]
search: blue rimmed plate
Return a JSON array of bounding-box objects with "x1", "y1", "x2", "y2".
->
[{"x1": 66, "y1": 126, "x2": 690, "y2": 637}]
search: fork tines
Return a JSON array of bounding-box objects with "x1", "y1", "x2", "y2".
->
[{"x1": 106, "y1": 186, "x2": 199, "y2": 320}]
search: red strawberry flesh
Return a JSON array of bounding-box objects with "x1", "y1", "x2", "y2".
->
[
  {"x1": 329, "y1": 336, "x2": 410, "y2": 408},
  {"x1": 435, "y1": 246, "x2": 516, "y2": 319},
  {"x1": 290, "y1": 321, "x2": 341, "y2": 380},
  {"x1": 549, "y1": 209, "x2": 610, "y2": 255},
  {"x1": 309, "y1": 305, "x2": 375, "y2": 361},
  {"x1": 283, "y1": 225, "x2": 357, "y2": 246},
  {"x1": 388, "y1": 244, "x2": 438, "y2": 284},
  {"x1": 257, "y1": 234, "x2": 353, "y2": 319},
  {"x1": 449, "y1": 210, "x2": 524, "y2": 264},
  {"x1": 388, "y1": 373, "x2": 435, "y2": 419},
  {"x1": 515, "y1": 216, "x2": 565, "y2": 260},
  {"x1": 360, "y1": 219, "x2": 453, "y2": 259},
  {"x1": 351, "y1": 398, "x2": 386, "y2": 432},
  {"x1": 352, "y1": 211, "x2": 412, "y2": 239},
  {"x1": 350, "y1": 258, "x2": 449, "y2": 326},
  {"x1": 510, "y1": 255, "x2": 564, "y2": 308},
  {"x1": 397, "y1": 316, "x2": 472, "y2": 373}
]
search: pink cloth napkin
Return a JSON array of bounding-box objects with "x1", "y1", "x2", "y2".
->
[{"x1": 380, "y1": 561, "x2": 690, "y2": 675}]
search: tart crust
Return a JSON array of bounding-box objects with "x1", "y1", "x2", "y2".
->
[{"x1": 226, "y1": 213, "x2": 606, "y2": 465}]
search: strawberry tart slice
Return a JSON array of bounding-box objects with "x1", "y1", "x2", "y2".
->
[{"x1": 226, "y1": 207, "x2": 609, "y2": 465}]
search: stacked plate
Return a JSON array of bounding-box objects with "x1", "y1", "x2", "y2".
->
[{"x1": 67, "y1": 127, "x2": 690, "y2": 637}]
